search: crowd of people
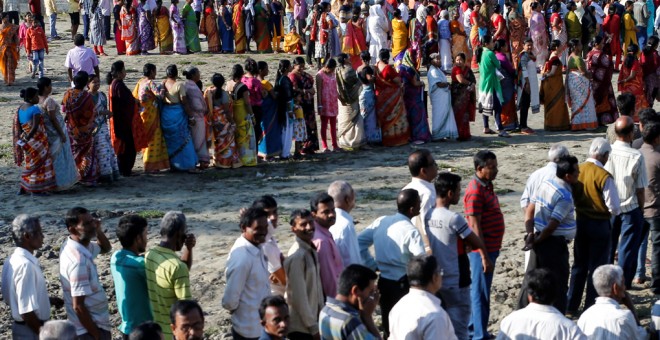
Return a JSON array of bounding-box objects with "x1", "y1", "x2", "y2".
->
[{"x1": 3, "y1": 140, "x2": 660, "y2": 339}]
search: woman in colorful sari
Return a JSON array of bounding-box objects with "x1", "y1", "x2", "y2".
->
[
  {"x1": 451, "y1": 53, "x2": 476, "y2": 141},
  {"x1": 494, "y1": 39, "x2": 518, "y2": 131},
  {"x1": 133, "y1": 64, "x2": 170, "y2": 173},
  {"x1": 89, "y1": 75, "x2": 120, "y2": 182},
  {"x1": 63, "y1": 72, "x2": 100, "y2": 185},
  {"x1": 491, "y1": 5, "x2": 507, "y2": 42},
  {"x1": 336, "y1": 53, "x2": 365, "y2": 150},
  {"x1": 357, "y1": 52, "x2": 381, "y2": 144},
  {"x1": 182, "y1": 0, "x2": 201, "y2": 53},
  {"x1": 274, "y1": 61, "x2": 295, "y2": 158},
  {"x1": 343, "y1": 7, "x2": 367, "y2": 69},
  {"x1": 565, "y1": 39, "x2": 598, "y2": 131},
  {"x1": 586, "y1": 36, "x2": 619, "y2": 125},
  {"x1": 391, "y1": 9, "x2": 408, "y2": 63},
  {"x1": 199, "y1": 0, "x2": 220, "y2": 52},
  {"x1": 375, "y1": 49, "x2": 410, "y2": 146},
  {"x1": 37, "y1": 78, "x2": 79, "y2": 190},
  {"x1": 469, "y1": 2, "x2": 483, "y2": 69},
  {"x1": 550, "y1": 2, "x2": 568, "y2": 66},
  {"x1": 217, "y1": 0, "x2": 234, "y2": 53},
  {"x1": 181, "y1": 67, "x2": 210, "y2": 168},
  {"x1": 154, "y1": 0, "x2": 173, "y2": 53},
  {"x1": 137, "y1": 0, "x2": 156, "y2": 54},
  {"x1": 529, "y1": 3, "x2": 548, "y2": 68},
  {"x1": 120, "y1": 1, "x2": 140, "y2": 55},
  {"x1": 450, "y1": 10, "x2": 470, "y2": 62},
  {"x1": 13, "y1": 87, "x2": 56, "y2": 194},
  {"x1": 540, "y1": 40, "x2": 570, "y2": 131},
  {"x1": 161, "y1": 65, "x2": 198, "y2": 171},
  {"x1": 641, "y1": 36, "x2": 660, "y2": 107},
  {"x1": 398, "y1": 50, "x2": 430, "y2": 143},
  {"x1": 108, "y1": 61, "x2": 148, "y2": 177},
  {"x1": 602, "y1": 7, "x2": 621, "y2": 70},
  {"x1": 233, "y1": 0, "x2": 247, "y2": 53},
  {"x1": 270, "y1": 0, "x2": 284, "y2": 52},
  {"x1": 289, "y1": 57, "x2": 319, "y2": 153},
  {"x1": 242, "y1": 58, "x2": 266, "y2": 146},
  {"x1": 257, "y1": 61, "x2": 282, "y2": 159},
  {"x1": 204, "y1": 73, "x2": 241, "y2": 168},
  {"x1": 506, "y1": 0, "x2": 526, "y2": 67},
  {"x1": 622, "y1": 2, "x2": 637, "y2": 56},
  {"x1": 428, "y1": 52, "x2": 458, "y2": 140},
  {"x1": 0, "y1": 15, "x2": 19, "y2": 86},
  {"x1": 254, "y1": 0, "x2": 272, "y2": 53},
  {"x1": 228, "y1": 64, "x2": 258, "y2": 166},
  {"x1": 477, "y1": 36, "x2": 509, "y2": 137},
  {"x1": 114, "y1": 0, "x2": 126, "y2": 55},
  {"x1": 409, "y1": 6, "x2": 427, "y2": 70},
  {"x1": 618, "y1": 44, "x2": 650, "y2": 120},
  {"x1": 170, "y1": 0, "x2": 187, "y2": 54}
]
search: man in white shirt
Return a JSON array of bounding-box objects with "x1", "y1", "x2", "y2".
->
[
  {"x1": 2, "y1": 215, "x2": 61, "y2": 339},
  {"x1": 328, "y1": 180, "x2": 362, "y2": 267},
  {"x1": 60, "y1": 207, "x2": 113, "y2": 339},
  {"x1": 99, "y1": 0, "x2": 113, "y2": 39},
  {"x1": 358, "y1": 189, "x2": 426, "y2": 339},
  {"x1": 402, "y1": 149, "x2": 438, "y2": 253},
  {"x1": 497, "y1": 268, "x2": 587, "y2": 340},
  {"x1": 397, "y1": 0, "x2": 410, "y2": 22},
  {"x1": 604, "y1": 116, "x2": 649, "y2": 288},
  {"x1": 251, "y1": 196, "x2": 286, "y2": 296},
  {"x1": 577, "y1": 264, "x2": 648, "y2": 339},
  {"x1": 222, "y1": 207, "x2": 271, "y2": 340},
  {"x1": 389, "y1": 254, "x2": 457, "y2": 340},
  {"x1": 1, "y1": 0, "x2": 21, "y2": 24}
]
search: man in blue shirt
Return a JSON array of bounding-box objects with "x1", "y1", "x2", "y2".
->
[{"x1": 110, "y1": 215, "x2": 153, "y2": 337}]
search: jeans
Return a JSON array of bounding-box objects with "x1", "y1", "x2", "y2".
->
[
  {"x1": 83, "y1": 14, "x2": 90, "y2": 39},
  {"x1": 649, "y1": 217, "x2": 660, "y2": 294},
  {"x1": 637, "y1": 26, "x2": 648, "y2": 48},
  {"x1": 610, "y1": 208, "x2": 645, "y2": 288},
  {"x1": 438, "y1": 286, "x2": 471, "y2": 340},
  {"x1": 518, "y1": 235, "x2": 570, "y2": 314},
  {"x1": 49, "y1": 13, "x2": 58, "y2": 38},
  {"x1": 286, "y1": 12, "x2": 295, "y2": 33},
  {"x1": 567, "y1": 218, "x2": 611, "y2": 312},
  {"x1": 469, "y1": 251, "x2": 499, "y2": 340},
  {"x1": 104, "y1": 15, "x2": 111, "y2": 39},
  {"x1": 31, "y1": 49, "x2": 45, "y2": 78},
  {"x1": 636, "y1": 220, "x2": 651, "y2": 279}
]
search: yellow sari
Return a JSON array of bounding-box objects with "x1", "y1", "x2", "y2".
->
[
  {"x1": 133, "y1": 78, "x2": 170, "y2": 172},
  {"x1": 391, "y1": 18, "x2": 408, "y2": 61},
  {"x1": 232, "y1": 82, "x2": 257, "y2": 166},
  {"x1": 233, "y1": 0, "x2": 247, "y2": 53},
  {"x1": 155, "y1": 6, "x2": 173, "y2": 53}
]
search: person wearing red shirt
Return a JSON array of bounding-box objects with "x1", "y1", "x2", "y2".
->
[
  {"x1": 28, "y1": 0, "x2": 45, "y2": 30},
  {"x1": 26, "y1": 21, "x2": 48, "y2": 79}
]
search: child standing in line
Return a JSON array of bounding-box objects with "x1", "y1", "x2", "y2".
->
[
  {"x1": 292, "y1": 90, "x2": 307, "y2": 158},
  {"x1": 25, "y1": 20, "x2": 48, "y2": 79},
  {"x1": 315, "y1": 58, "x2": 341, "y2": 152},
  {"x1": 19, "y1": 12, "x2": 34, "y2": 74}
]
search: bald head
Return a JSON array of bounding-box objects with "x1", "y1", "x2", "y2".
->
[
  {"x1": 397, "y1": 189, "x2": 421, "y2": 218},
  {"x1": 614, "y1": 116, "x2": 635, "y2": 141}
]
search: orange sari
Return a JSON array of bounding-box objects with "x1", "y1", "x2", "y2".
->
[
  {"x1": 0, "y1": 24, "x2": 18, "y2": 85},
  {"x1": 200, "y1": 6, "x2": 220, "y2": 52},
  {"x1": 375, "y1": 64, "x2": 410, "y2": 146},
  {"x1": 343, "y1": 19, "x2": 367, "y2": 70},
  {"x1": 618, "y1": 60, "x2": 649, "y2": 121},
  {"x1": 233, "y1": 0, "x2": 247, "y2": 53},
  {"x1": 62, "y1": 89, "x2": 100, "y2": 185}
]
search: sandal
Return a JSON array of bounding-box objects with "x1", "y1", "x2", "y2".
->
[{"x1": 483, "y1": 128, "x2": 496, "y2": 135}]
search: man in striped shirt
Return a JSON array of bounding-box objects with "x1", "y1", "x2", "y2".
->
[{"x1": 605, "y1": 116, "x2": 649, "y2": 288}]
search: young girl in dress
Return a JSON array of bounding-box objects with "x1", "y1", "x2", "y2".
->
[
  {"x1": 292, "y1": 90, "x2": 307, "y2": 158},
  {"x1": 315, "y1": 58, "x2": 340, "y2": 152}
]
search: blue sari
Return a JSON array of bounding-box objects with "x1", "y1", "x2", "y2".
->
[
  {"x1": 218, "y1": 5, "x2": 234, "y2": 52},
  {"x1": 160, "y1": 103, "x2": 198, "y2": 170},
  {"x1": 359, "y1": 83, "x2": 381, "y2": 143},
  {"x1": 257, "y1": 92, "x2": 282, "y2": 158},
  {"x1": 399, "y1": 62, "x2": 431, "y2": 143}
]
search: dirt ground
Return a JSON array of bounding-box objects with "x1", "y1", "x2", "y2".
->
[{"x1": 0, "y1": 19, "x2": 658, "y2": 339}]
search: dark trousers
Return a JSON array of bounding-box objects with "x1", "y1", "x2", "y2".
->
[
  {"x1": 567, "y1": 218, "x2": 611, "y2": 312},
  {"x1": 519, "y1": 88, "x2": 530, "y2": 129},
  {"x1": 6, "y1": 11, "x2": 19, "y2": 25},
  {"x1": 518, "y1": 235, "x2": 570, "y2": 314},
  {"x1": 231, "y1": 327, "x2": 259, "y2": 340},
  {"x1": 117, "y1": 135, "x2": 136, "y2": 177},
  {"x1": 610, "y1": 208, "x2": 645, "y2": 288},
  {"x1": 378, "y1": 275, "x2": 409, "y2": 339},
  {"x1": 83, "y1": 14, "x2": 90, "y2": 39},
  {"x1": 78, "y1": 329, "x2": 112, "y2": 340},
  {"x1": 195, "y1": 11, "x2": 201, "y2": 28},
  {"x1": 252, "y1": 106, "x2": 263, "y2": 145},
  {"x1": 649, "y1": 217, "x2": 660, "y2": 294},
  {"x1": 104, "y1": 15, "x2": 111, "y2": 39},
  {"x1": 33, "y1": 14, "x2": 45, "y2": 30},
  {"x1": 288, "y1": 332, "x2": 314, "y2": 340},
  {"x1": 306, "y1": 37, "x2": 315, "y2": 64}
]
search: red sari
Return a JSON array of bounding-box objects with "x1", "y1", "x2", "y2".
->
[
  {"x1": 62, "y1": 89, "x2": 100, "y2": 185},
  {"x1": 618, "y1": 60, "x2": 649, "y2": 120},
  {"x1": 602, "y1": 14, "x2": 621, "y2": 69},
  {"x1": 451, "y1": 65, "x2": 476, "y2": 140},
  {"x1": 109, "y1": 79, "x2": 148, "y2": 175},
  {"x1": 343, "y1": 19, "x2": 367, "y2": 70},
  {"x1": 12, "y1": 109, "x2": 56, "y2": 192},
  {"x1": 375, "y1": 64, "x2": 410, "y2": 146}
]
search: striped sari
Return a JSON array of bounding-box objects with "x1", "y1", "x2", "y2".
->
[
  {"x1": 133, "y1": 78, "x2": 170, "y2": 172},
  {"x1": 375, "y1": 64, "x2": 410, "y2": 146},
  {"x1": 62, "y1": 88, "x2": 100, "y2": 185},
  {"x1": 12, "y1": 107, "x2": 56, "y2": 193}
]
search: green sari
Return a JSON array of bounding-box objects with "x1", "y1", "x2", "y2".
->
[
  {"x1": 477, "y1": 48, "x2": 503, "y2": 116},
  {"x1": 181, "y1": 2, "x2": 201, "y2": 53}
]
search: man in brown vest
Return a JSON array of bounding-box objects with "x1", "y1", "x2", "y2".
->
[{"x1": 567, "y1": 137, "x2": 621, "y2": 315}]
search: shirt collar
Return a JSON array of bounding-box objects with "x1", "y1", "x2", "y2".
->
[
  {"x1": 586, "y1": 158, "x2": 604, "y2": 168},
  {"x1": 13, "y1": 247, "x2": 39, "y2": 266},
  {"x1": 327, "y1": 297, "x2": 360, "y2": 316},
  {"x1": 613, "y1": 140, "x2": 632, "y2": 148},
  {"x1": 595, "y1": 296, "x2": 622, "y2": 307},
  {"x1": 66, "y1": 237, "x2": 93, "y2": 259},
  {"x1": 394, "y1": 212, "x2": 412, "y2": 221},
  {"x1": 526, "y1": 302, "x2": 561, "y2": 313},
  {"x1": 237, "y1": 235, "x2": 263, "y2": 256},
  {"x1": 411, "y1": 177, "x2": 433, "y2": 188},
  {"x1": 335, "y1": 208, "x2": 353, "y2": 222},
  {"x1": 473, "y1": 175, "x2": 491, "y2": 187},
  {"x1": 314, "y1": 222, "x2": 333, "y2": 238},
  {"x1": 295, "y1": 236, "x2": 317, "y2": 251}
]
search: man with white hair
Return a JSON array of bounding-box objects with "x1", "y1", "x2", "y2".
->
[
  {"x1": 577, "y1": 264, "x2": 647, "y2": 339},
  {"x1": 2, "y1": 215, "x2": 60, "y2": 339},
  {"x1": 567, "y1": 138, "x2": 621, "y2": 315},
  {"x1": 328, "y1": 180, "x2": 362, "y2": 266},
  {"x1": 39, "y1": 320, "x2": 77, "y2": 340}
]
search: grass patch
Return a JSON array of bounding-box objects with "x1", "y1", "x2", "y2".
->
[
  {"x1": 0, "y1": 143, "x2": 13, "y2": 160},
  {"x1": 180, "y1": 61, "x2": 192, "y2": 65},
  {"x1": 193, "y1": 61, "x2": 207, "y2": 65},
  {"x1": 494, "y1": 188, "x2": 514, "y2": 195},
  {"x1": 361, "y1": 189, "x2": 394, "y2": 202},
  {"x1": 0, "y1": 97, "x2": 11, "y2": 102},
  {"x1": 138, "y1": 210, "x2": 166, "y2": 219}
]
